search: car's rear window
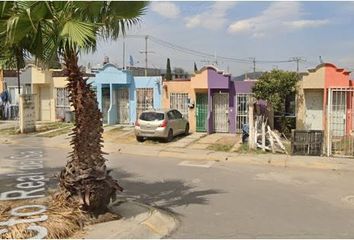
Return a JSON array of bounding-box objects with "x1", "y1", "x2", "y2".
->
[{"x1": 139, "y1": 112, "x2": 165, "y2": 121}]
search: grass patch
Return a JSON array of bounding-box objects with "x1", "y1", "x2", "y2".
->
[
  {"x1": 0, "y1": 127, "x2": 19, "y2": 135},
  {"x1": 234, "y1": 143, "x2": 268, "y2": 154},
  {"x1": 39, "y1": 126, "x2": 73, "y2": 138},
  {"x1": 35, "y1": 122, "x2": 73, "y2": 133},
  {"x1": 207, "y1": 143, "x2": 234, "y2": 152}
]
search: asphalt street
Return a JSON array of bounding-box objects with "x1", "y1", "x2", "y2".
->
[{"x1": 1, "y1": 137, "x2": 354, "y2": 238}]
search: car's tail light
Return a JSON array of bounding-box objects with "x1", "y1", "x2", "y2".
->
[
  {"x1": 135, "y1": 120, "x2": 140, "y2": 127},
  {"x1": 159, "y1": 119, "x2": 167, "y2": 128}
]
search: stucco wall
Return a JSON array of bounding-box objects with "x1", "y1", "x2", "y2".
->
[
  {"x1": 302, "y1": 67, "x2": 325, "y2": 89},
  {"x1": 162, "y1": 80, "x2": 191, "y2": 109},
  {"x1": 191, "y1": 70, "x2": 208, "y2": 89}
]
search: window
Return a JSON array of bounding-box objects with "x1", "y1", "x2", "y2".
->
[
  {"x1": 167, "y1": 111, "x2": 176, "y2": 120},
  {"x1": 173, "y1": 110, "x2": 183, "y2": 119},
  {"x1": 139, "y1": 112, "x2": 165, "y2": 121}
]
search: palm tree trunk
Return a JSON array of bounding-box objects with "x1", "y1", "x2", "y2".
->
[{"x1": 59, "y1": 49, "x2": 122, "y2": 214}]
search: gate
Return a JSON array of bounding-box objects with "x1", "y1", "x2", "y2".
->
[
  {"x1": 327, "y1": 88, "x2": 354, "y2": 157},
  {"x1": 55, "y1": 88, "x2": 70, "y2": 120},
  {"x1": 213, "y1": 93, "x2": 229, "y2": 132},
  {"x1": 196, "y1": 93, "x2": 208, "y2": 132},
  {"x1": 136, "y1": 88, "x2": 154, "y2": 119},
  {"x1": 116, "y1": 88, "x2": 129, "y2": 124},
  {"x1": 236, "y1": 93, "x2": 251, "y2": 133},
  {"x1": 170, "y1": 93, "x2": 188, "y2": 118}
]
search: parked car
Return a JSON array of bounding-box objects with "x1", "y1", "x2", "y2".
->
[{"x1": 135, "y1": 109, "x2": 189, "y2": 142}]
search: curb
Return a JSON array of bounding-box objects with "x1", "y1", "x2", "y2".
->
[{"x1": 82, "y1": 200, "x2": 179, "y2": 239}]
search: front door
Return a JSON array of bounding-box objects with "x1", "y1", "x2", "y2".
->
[
  {"x1": 117, "y1": 88, "x2": 129, "y2": 124},
  {"x1": 213, "y1": 93, "x2": 229, "y2": 132},
  {"x1": 196, "y1": 93, "x2": 208, "y2": 132},
  {"x1": 102, "y1": 87, "x2": 110, "y2": 124},
  {"x1": 40, "y1": 86, "x2": 51, "y2": 121},
  {"x1": 305, "y1": 90, "x2": 323, "y2": 130}
]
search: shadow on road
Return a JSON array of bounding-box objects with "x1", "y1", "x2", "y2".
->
[
  {"x1": 43, "y1": 167, "x2": 224, "y2": 214},
  {"x1": 110, "y1": 169, "x2": 225, "y2": 210}
]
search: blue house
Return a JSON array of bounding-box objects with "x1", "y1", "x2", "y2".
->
[{"x1": 88, "y1": 64, "x2": 162, "y2": 125}]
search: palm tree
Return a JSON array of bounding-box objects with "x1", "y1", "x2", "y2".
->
[{"x1": 0, "y1": 1, "x2": 147, "y2": 214}]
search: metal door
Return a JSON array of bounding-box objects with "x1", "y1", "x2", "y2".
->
[
  {"x1": 136, "y1": 88, "x2": 154, "y2": 120},
  {"x1": 213, "y1": 93, "x2": 229, "y2": 132},
  {"x1": 170, "y1": 93, "x2": 188, "y2": 118},
  {"x1": 236, "y1": 93, "x2": 251, "y2": 133},
  {"x1": 196, "y1": 93, "x2": 208, "y2": 132},
  {"x1": 117, "y1": 88, "x2": 129, "y2": 124},
  {"x1": 55, "y1": 88, "x2": 70, "y2": 120},
  {"x1": 327, "y1": 88, "x2": 354, "y2": 157},
  {"x1": 305, "y1": 90, "x2": 323, "y2": 130}
]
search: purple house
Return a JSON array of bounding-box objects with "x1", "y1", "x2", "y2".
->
[
  {"x1": 233, "y1": 74, "x2": 261, "y2": 133},
  {"x1": 206, "y1": 67, "x2": 233, "y2": 134}
]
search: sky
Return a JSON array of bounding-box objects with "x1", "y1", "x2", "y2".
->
[{"x1": 80, "y1": 1, "x2": 354, "y2": 76}]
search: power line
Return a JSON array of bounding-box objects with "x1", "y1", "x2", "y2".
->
[{"x1": 125, "y1": 34, "x2": 308, "y2": 71}]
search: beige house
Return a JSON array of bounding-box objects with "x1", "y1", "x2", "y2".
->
[{"x1": 20, "y1": 65, "x2": 71, "y2": 121}]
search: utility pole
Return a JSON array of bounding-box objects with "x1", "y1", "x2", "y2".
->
[
  {"x1": 139, "y1": 35, "x2": 154, "y2": 76},
  {"x1": 122, "y1": 37, "x2": 126, "y2": 69},
  {"x1": 250, "y1": 57, "x2": 256, "y2": 73},
  {"x1": 144, "y1": 35, "x2": 148, "y2": 76},
  {"x1": 291, "y1": 57, "x2": 305, "y2": 72}
]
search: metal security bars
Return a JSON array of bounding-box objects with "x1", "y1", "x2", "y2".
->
[
  {"x1": 55, "y1": 88, "x2": 70, "y2": 120},
  {"x1": 327, "y1": 88, "x2": 354, "y2": 157},
  {"x1": 136, "y1": 88, "x2": 154, "y2": 120},
  {"x1": 291, "y1": 130, "x2": 324, "y2": 156},
  {"x1": 236, "y1": 94, "x2": 251, "y2": 133},
  {"x1": 213, "y1": 93, "x2": 229, "y2": 133},
  {"x1": 170, "y1": 93, "x2": 188, "y2": 118}
]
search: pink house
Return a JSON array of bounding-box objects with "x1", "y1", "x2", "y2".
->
[{"x1": 296, "y1": 63, "x2": 354, "y2": 156}]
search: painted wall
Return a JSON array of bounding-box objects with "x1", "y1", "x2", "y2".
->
[
  {"x1": 131, "y1": 76, "x2": 162, "y2": 122},
  {"x1": 89, "y1": 64, "x2": 162, "y2": 125},
  {"x1": 162, "y1": 80, "x2": 192, "y2": 109},
  {"x1": 296, "y1": 63, "x2": 353, "y2": 134},
  {"x1": 206, "y1": 68, "x2": 232, "y2": 133}
]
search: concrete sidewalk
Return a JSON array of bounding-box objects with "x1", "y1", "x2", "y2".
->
[
  {"x1": 112, "y1": 142, "x2": 354, "y2": 172},
  {"x1": 80, "y1": 200, "x2": 178, "y2": 239}
]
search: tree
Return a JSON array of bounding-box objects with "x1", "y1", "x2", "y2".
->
[
  {"x1": 252, "y1": 69, "x2": 300, "y2": 133},
  {"x1": 194, "y1": 62, "x2": 198, "y2": 72},
  {"x1": 166, "y1": 58, "x2": 172, "y2": 81},
  {"x1": 0, "y1": 1, "x2": 147, "y2": 214}
]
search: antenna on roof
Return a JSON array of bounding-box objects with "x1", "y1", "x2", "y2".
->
[{"x1": 319, "y1": 56, "x2": 324, "y2": 64}]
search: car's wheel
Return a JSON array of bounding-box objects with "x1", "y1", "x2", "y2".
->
[
  {"x1": 166, "y1": 129, "x2": 173, "y2": 142},
  {"x1": 136, "y1": 136, "x2": 145, "y2": 142},
  {"x1": 184, "y1": 123, "x2": 189, "y2": 136}
]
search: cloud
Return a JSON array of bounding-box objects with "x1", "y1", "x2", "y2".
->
[
  {"x1": 151, "y1": 2, "x2": 180, "y2": 19},
  {"x1": 286, "y1": 20, "x2": 329, "y2": 29},
  {"x1": 228, "y1": 2, "x2": 329, "y2": 37},
  {"x1": 185, "y1": 2, "x2": 237, "y2": 30}
]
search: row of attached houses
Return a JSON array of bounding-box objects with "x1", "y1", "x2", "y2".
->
[
  {"x1": 2, "y1": 63, "x2": 354, "y2": 144},
  {"x1": 161, "y1": 66, "x2": 257, "y2": 134}
]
